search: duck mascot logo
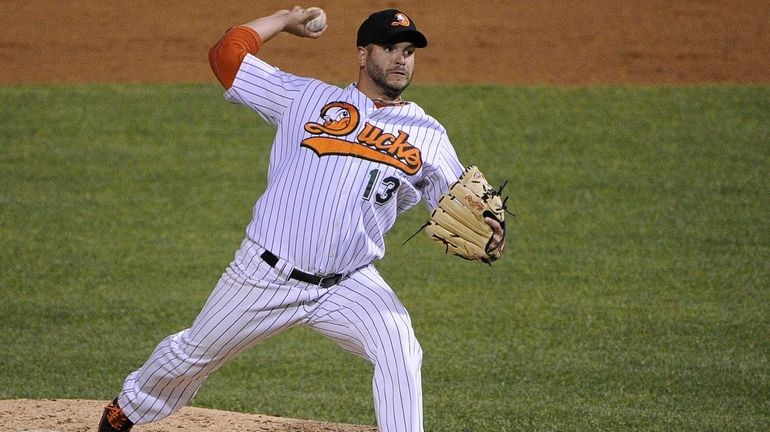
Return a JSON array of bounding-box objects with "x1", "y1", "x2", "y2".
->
[
  {"x1": 303, "y1": 102, "x2": 360, "y2": 136},
  {"x1": 391, "y1": 13, "x2": 411, "y2": 27},
  {"x1": 302, "y1": 102, "x2": 422, "y2": 175}
]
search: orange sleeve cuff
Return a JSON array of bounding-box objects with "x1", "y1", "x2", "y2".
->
[{"x1": 209, "y1": 26, "x2": 262, "y2": 89}]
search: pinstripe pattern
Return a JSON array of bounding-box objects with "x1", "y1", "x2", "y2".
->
[
  {"x1": 115, "y1": 53, "x2": 463, "y2": 432},
  {"x1": 226, "y1": 54, "x2": 463, "y2": 275},
  {"x1": 310, "y1": 266, "x2": 423, "y2": 431},
  {"x1": 118, "y1": 239, "x2": 423, "y2": 431}
]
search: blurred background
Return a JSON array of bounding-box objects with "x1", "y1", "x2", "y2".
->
[{"x1": 1, "y1": 0, "x2": 769, "y2": 85}]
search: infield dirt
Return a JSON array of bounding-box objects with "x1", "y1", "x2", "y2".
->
[
  {"x1": 1, "y1": 0, "x2": 768, "y2": 85},
  {"x1": 0, "y1": 399, "x2": 376, "y2": 432}
]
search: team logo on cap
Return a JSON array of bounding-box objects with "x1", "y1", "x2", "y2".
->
[
  {"x1": 391, "y1": 12, "x2": 411, "y2": 27},
  {"x1": 302, "y1": 101, "x2": 423, "y2": 175}
]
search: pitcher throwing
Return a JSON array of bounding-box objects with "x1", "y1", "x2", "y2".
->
[{"x1": 99, "y1": 6, "x2": 505, "y2": 432}]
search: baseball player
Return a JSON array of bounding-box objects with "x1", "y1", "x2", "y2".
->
[{"x1": 99, "y1": 6, "x2": 504, "y2": 432}]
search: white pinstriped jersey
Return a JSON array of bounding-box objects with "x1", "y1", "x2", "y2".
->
[{"x1": 224, "y1": 54, "x2": 463, "y2": 275}]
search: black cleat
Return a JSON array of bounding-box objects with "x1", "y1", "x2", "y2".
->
[{"x1": 98, "y1": 397, "x2": 134, "y2": 432}]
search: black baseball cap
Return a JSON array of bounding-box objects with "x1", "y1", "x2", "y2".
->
[{"x1": 356, "y1": 9, "x2": 428, "y2": 48}]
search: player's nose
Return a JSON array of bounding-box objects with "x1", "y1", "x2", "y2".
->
[{"x1": 392, "y1": 51, "x2": 407, "y2": 64}]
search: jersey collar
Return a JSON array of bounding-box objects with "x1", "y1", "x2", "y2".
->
[{"x1": 349, "y1": 83, "x2": 410, "y2": 108}]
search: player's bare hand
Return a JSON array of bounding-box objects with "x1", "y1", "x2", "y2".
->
[
  {"x1": 281, "y1": 6, "x2": 327, "y2": 38},
  {"x1": 484, "y1": 216, "x2": 506, "y2": 254}
]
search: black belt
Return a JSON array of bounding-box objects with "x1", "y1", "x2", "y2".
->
[{"x1": 260, "y1": 250, "x2": 345, "y2": 288}]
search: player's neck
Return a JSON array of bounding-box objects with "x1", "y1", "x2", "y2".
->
[
  {"x1": 365, "y1": 87, "x2": 408, "y2": 108},
  {"x1": 354, "y1": 73, "x2": 405, "y2": 104}
]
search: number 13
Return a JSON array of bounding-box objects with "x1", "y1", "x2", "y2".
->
[{"x1": 362, "y1": 169, "x2": 400, "y2": 204}]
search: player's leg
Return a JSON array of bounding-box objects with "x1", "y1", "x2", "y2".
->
[
  {"x1": 110, "y1": 241, "x2": 313, "y2": 426},
  {"x1": 307, "y1": 265, "x2": 424, "y2": 432}
]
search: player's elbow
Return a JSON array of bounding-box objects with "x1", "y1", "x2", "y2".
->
[
  {"x1": 208, "y1": 44, "x2": 235, "y2": 89},
  {"x1": 209, "y1": 26, "x2": 262, "y2": 89}
]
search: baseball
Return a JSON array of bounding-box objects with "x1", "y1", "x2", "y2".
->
[{"x1": 304, "y1": 7, "x2": 326, "y2": 32}]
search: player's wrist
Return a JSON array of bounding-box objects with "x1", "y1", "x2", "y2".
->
[{"x1": 271, "y1": 9, "x2": 292, "y2": 31}]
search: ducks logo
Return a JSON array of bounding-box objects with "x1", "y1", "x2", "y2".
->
[
  {"x1": 303, "y1": 102, "x2": 360, "y2": 136},
  {"x1": 391, "y1": 12, "x2": 411, "y2": 27},
  {"x1": 302, "y1": 102, "x2": 422, "y2": 175}
]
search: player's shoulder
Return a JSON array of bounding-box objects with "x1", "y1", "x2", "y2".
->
[
  {"x1": 396, "y1": 102, "x2": 448, "y2": 134},
  {"x1": 243, "y1": 54, "x2": 339, "y2": 90}
]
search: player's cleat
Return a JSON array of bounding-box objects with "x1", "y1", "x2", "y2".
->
[{"x1": 98, "y1": 398, "x2": 134, "y2": 432}]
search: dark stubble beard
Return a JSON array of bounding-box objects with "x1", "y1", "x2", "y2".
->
[{"x1": 365, "y1": 61, "x2": 412, "y2": 100}]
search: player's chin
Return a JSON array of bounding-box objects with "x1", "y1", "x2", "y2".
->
[{"x1": 387, "y1": 74, "x2": 412, "y2": 91}]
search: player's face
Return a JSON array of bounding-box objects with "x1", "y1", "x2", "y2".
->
[{"x1": 363, "y1": 42, "x2": 416, "y2": 99}]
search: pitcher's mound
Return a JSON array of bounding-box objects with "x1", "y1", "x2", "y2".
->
[{"x1": 0, "y1": 399, "x2": 377, "y2": 432}]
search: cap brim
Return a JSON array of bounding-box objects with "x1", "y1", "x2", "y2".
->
[{"x1": 378, "y1": 29, "x2": 428, "y2": 48}]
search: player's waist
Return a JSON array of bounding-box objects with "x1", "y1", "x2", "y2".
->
[
  {"x1": 245, "y1": 219, "x2": 385, "y2": 274},
  {"x1": 234, "y1": 238, "x2": 352, "y2": 288},
  {"x1": 258, "y1": 249, "x2": 344, "y2": 288}
]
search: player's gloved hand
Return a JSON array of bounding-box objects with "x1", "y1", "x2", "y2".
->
[
  {"x1": 484, "y1": 216, "x2": 506, "y2": 254},
  {"x1": 422, "y1": 165, "x2": 512, "y2": 264}
]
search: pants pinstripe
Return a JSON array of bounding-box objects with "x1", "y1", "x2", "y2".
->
[{"x1": 117, "y1": 239, "x2": 423, "y2": 431}]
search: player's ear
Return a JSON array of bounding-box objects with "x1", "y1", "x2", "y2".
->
[{"x1": 357, "y1": 46, "x2": 367, "y2": 68}]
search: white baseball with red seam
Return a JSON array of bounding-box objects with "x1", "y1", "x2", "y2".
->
[{"x1": 304, "y1": 7, "x2": 326, "y2": 32}]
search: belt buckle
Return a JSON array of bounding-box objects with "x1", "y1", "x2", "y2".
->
[{"x1": 317, "y1": 273, "x2": 339, "y2": 288}]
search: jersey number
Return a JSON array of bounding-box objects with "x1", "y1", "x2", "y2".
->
[{"x1": 363, "y1": 169, "x2": 400, "y2": 204}]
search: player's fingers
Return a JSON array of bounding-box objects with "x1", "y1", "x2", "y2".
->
[
  {"x1": 484, "y1": 216, "x2": 505, "y2": 251},
  {"x1": 484, "y1": 217, "x2": 503, "y2": 235},
  {"x1": 305, "y1": 25, "x2": 327, "y2": 38},
  {"x1": 283, "y1": 7, "x2": 326, "y2": 38},
  {"x1": 302, "y1": 7, "x2": 321, "y2": 21}
]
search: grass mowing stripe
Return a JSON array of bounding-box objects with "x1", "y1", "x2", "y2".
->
[{"x1": 1, "y1": 84, "x2": 767, "y2": 431}]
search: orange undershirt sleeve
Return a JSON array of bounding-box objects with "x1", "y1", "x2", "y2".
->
[{"x1": 209, "y1": 26, "x2": 262, "y2": 89}]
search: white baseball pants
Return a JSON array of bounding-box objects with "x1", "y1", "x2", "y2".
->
[{"x1": 116, "y1": 238, "x2": 423, "y2": 432}]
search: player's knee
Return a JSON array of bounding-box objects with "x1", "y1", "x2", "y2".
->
[
  {"x1": 408, "y1": 339, "x2": 423, "y2": 369},
  {"x1": 374, "y1": 315, "x2": 422, "y2": 368},
  {"x1": 382, "y1": 339, "x2": 422, "y2": 378},
  {"x1": 164, "y1": 330, "x2": 220, "y2": 374}
]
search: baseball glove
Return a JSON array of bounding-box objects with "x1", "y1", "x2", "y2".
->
[{"x1": 422, "y1": 165, "x2": 510, "y2": 263}]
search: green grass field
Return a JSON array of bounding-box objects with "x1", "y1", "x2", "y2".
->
[{"x1": 1, "y1": 84, "x2": 768, "y2": 431}]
